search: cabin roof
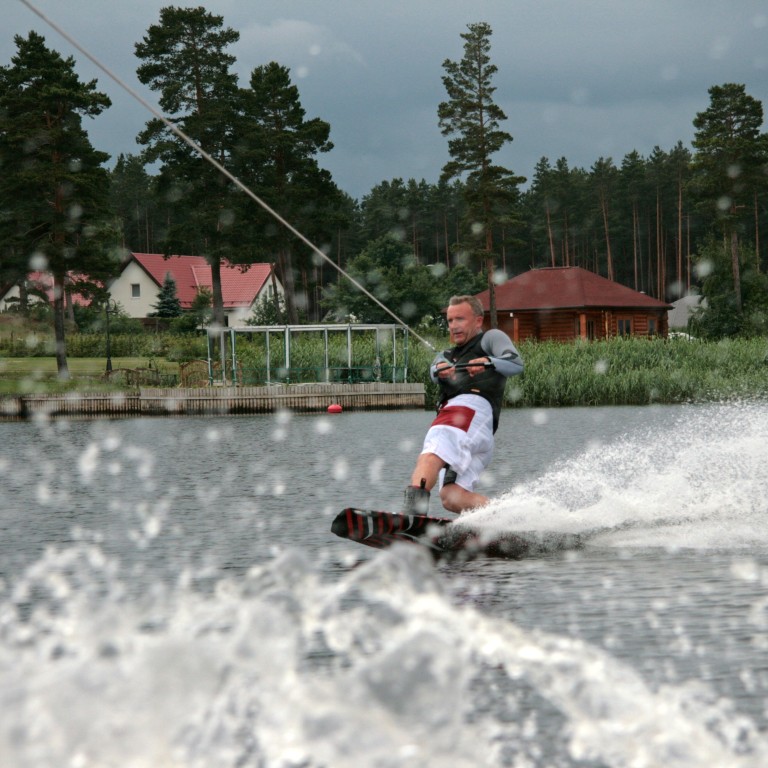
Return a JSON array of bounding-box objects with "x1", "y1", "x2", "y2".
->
[{"x1": 475, "y1": 267, "x2": 672, "y2": 311}]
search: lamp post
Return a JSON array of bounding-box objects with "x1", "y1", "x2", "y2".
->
[{"x1": 105, "y1": 300, "x2": 114, "y2": 373}]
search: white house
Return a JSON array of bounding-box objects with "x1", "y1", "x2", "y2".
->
[{"x1": 109, "y1": 253, "x2": 282, "y2": 324}]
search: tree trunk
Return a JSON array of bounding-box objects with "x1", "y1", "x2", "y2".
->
[
  {"x1": 656, "y1": 192, "x2": 663, "y2": 299},
  {"x1": 546, "y1": 203, "x2": 556, "y2": 267},
  {"x1": 686, "y1": 215, "x2": 692, "y2": 293},
  {"x1": 443, "y1": 213, "x2": 450, "y2": 267},
  {"x1": 52, "y1": 273, "x2": 69, "y2": 380},
  {"x1": 210, "y1": 255, "x2": 226, "y2": 326},
  {"x1": 486, "y1": 257, "x2": 497, "y2": 329},
  {"x1": 676, "y1": 178, "x2": 683, "y2": 296},
  {"x1": 18, "y1": 280, "x2": 29, "y2": 315},
  {"x1": 269, "y1": 266, "x2": 282, "y2": 322},
  {"x1": 65, "y1": 286, "x2": 76, "y2": 324},
  {"x1": 730, "y1": 229, "x2": 742, "y2": 313},
  {"x1": 600, "y1": 191, "x2": 614, "y2": 281},
  {"x1": 755, "y1": 191, "x2": 761, "y2": 273},
  {"x1": 632, "y1": 202, "x2": 639, "y2": 291},
  {"x1": 278, "y1": 248, "x2": 299, "y2": 324},
  {"x1": 485, "y1": 218, "x2": 497, "y2": 329}
]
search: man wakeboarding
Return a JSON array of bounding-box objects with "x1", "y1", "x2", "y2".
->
[{"x1": 403, "y1": 294, "x2": 524, "y2": 515}]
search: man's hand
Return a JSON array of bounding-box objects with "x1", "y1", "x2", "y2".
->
[
  {"x1": 436, "y1": 358, "x2": 492, "y2": 378},
  {"x1": 464, "y1": 357, "x2": 491, "y2": 377}
]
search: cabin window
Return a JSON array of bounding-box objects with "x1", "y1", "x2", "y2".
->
[
  {"x1": 575, "y1": 316, "x2": 597, "y2": 340},
  {"x1": 617, "y1": 317, "x2": 632, "y2": 337},
  {"x1": 647, "y1": 317, "x2": 657, "y2": 336},
  {"x1": 131, "y1": 283, "x2": 141, "y2": 298}
]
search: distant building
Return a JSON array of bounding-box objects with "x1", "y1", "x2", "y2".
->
[
  {"x1": 0, "y1": 271, "x2": 91, "y2": 313},
  {"x1": 668, "y1": 293, "x2": 705, "y2": 330},
  {"x1": 475, "y1": 267, "x2": 672, "y2": 342},
  {"x1": 1, "y1": 254, "x2": 282, "y2": 326},
  {"x1": 103, "y1": 253, "x2": 281, "y2": 326}
]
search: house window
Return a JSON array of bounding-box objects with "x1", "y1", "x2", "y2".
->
[
  {"x1": 131, "y1": 283, "x2": 141, "y2": 298},
  {"x1": 647, "y1": 317, "x2": 657, "y2": 336},
  {"x1": 617, "y1": 318, "x2": 632, "y2": 337}
]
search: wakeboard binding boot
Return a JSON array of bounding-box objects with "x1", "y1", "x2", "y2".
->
[{"x1": 403, "y1": 479, "x2": 430, "y2": 515}]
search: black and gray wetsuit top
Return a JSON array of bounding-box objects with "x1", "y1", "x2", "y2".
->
[{"x1": 431, "y1": 329, "x2": 524, "y2": 433}]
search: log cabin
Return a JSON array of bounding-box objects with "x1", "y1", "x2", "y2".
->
[{"x1": 475, "y1": 266, "x2": 672, "y2": 342}]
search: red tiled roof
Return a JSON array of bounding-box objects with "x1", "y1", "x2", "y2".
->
[
  {"x1": 476, "y1": 267, "x2": 671, "y2": 311},
  {"x1": 131, "y1": 254, "x2": 273, "y2": 310}
]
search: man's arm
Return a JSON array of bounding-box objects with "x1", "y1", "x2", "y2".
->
[
  {"x1": 429, "y1": 353, "x2": 453, "y2": 381},
  {"x1": 480, "y1": 329, "x2": 524, "y2": 377}
]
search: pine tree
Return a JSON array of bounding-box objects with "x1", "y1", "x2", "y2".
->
[
  {"x1": 150, "y1": 273, "x2": 183, "y2": 318},
  {"x1": 438, "y1": 22, "x2": 525, "y2": 327},
  {"x1": 234, "y1": 61, "x2": 346, "y2": 323},
  {"x1": 692, "y1": 83, "x2": 768, "y2": 313},
  {"x1": 0, "y1": 32, "x2": 115, "y2": 378},
  {"x1": 135, "y1": 6, "x2": 240, "y2": 327}
]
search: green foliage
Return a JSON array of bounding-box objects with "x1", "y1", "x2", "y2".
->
[
  {"x1": 690, "y1": 237, "x2": 768, "y2": 338},
  {"x1": 73, "y1": 301, "x2": 143, "y2": 335},
  {"x1": 0, "y1": 327, "x2": 206, "y2": 362},
  {"x1": 321, "y1": 236, "x2": 486, "y2": 324},
  {"x1": 110, "y1": 154, "x2": 160, "y2": 251},
  {"x1": 150, "y1": 273, "x2": 183, "y2": 318},
  {"x1": 246, "y1": 294, "x2": 287, "y2": 326},
  {"x1": 170, "y1": 287, "x2": 212, "y2": 333}
]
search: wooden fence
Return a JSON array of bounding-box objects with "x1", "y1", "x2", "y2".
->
[{"x1": 0, "y1": 382, "x2": 425, "y2": 420}]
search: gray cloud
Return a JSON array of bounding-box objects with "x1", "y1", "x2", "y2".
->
[{"x1": 5, "y1": 0, "x2": 768, "y2": 200}]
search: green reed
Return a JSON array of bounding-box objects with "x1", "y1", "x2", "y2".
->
[
  {"x1": 3, "y1": 324, "x2": 768, "y2": 406},
  {"x1": 503, "y1": 337, "x2": 768, "y2": 408}
]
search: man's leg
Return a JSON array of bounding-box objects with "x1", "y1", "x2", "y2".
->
[
  {"x1": 409, "y1": 452, "x2": 445, "y2": 491},
  {"x1": 402, "y1": 452, "x2": 445, "y2": 514},
  {"x1": 407, "y1": 454, "x2": 489, "y2": 514},
  {"x1": 439, "y1": 483, "x2": 489, "y2": 514}
]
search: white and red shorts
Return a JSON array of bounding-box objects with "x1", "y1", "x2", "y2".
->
[{"x1": 420, "y1": 394, "x2": 494, "y2": 492}]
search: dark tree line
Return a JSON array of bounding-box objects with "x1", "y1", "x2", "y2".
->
[{"x1": 3, "y1": 11, "x2": 768, "y2": 381}]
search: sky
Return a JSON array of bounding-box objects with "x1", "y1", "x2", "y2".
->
[{"x1": 4, "y1": 0, "x2": 768, "y2": 201}]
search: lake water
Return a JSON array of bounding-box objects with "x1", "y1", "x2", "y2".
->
[{"x1": 2, "y1": 401, "x2": 768, "y2": 767}]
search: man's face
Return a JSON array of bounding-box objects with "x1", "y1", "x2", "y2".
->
[{"x1": 447, "y1": 302, "x2": 483, "y2": 346}]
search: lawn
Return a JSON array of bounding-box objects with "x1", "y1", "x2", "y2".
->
[{"x1": 0, "y1": 357, "x2": 180, "y2": 394}]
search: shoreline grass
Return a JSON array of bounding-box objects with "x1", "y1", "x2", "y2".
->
[{"x1": 1, "y1": 332, "x2": 767, "y2": 406}]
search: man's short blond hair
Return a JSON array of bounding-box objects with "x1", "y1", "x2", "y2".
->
[{"x1": 448, "y1": 295, "x2": 484, "y2": 317}]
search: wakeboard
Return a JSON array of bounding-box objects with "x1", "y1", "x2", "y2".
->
[{"x1": 331, "y1": 507, "x2": 583, "y2": 561}]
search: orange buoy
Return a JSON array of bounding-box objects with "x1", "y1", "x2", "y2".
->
[{"x1": 327, "y1": 403, "x2": 343, "y2": 414}]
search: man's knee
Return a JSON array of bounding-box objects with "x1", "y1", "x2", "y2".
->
[{"x1": 439, "y1": 483, "x2": 465, "y2": 514}]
